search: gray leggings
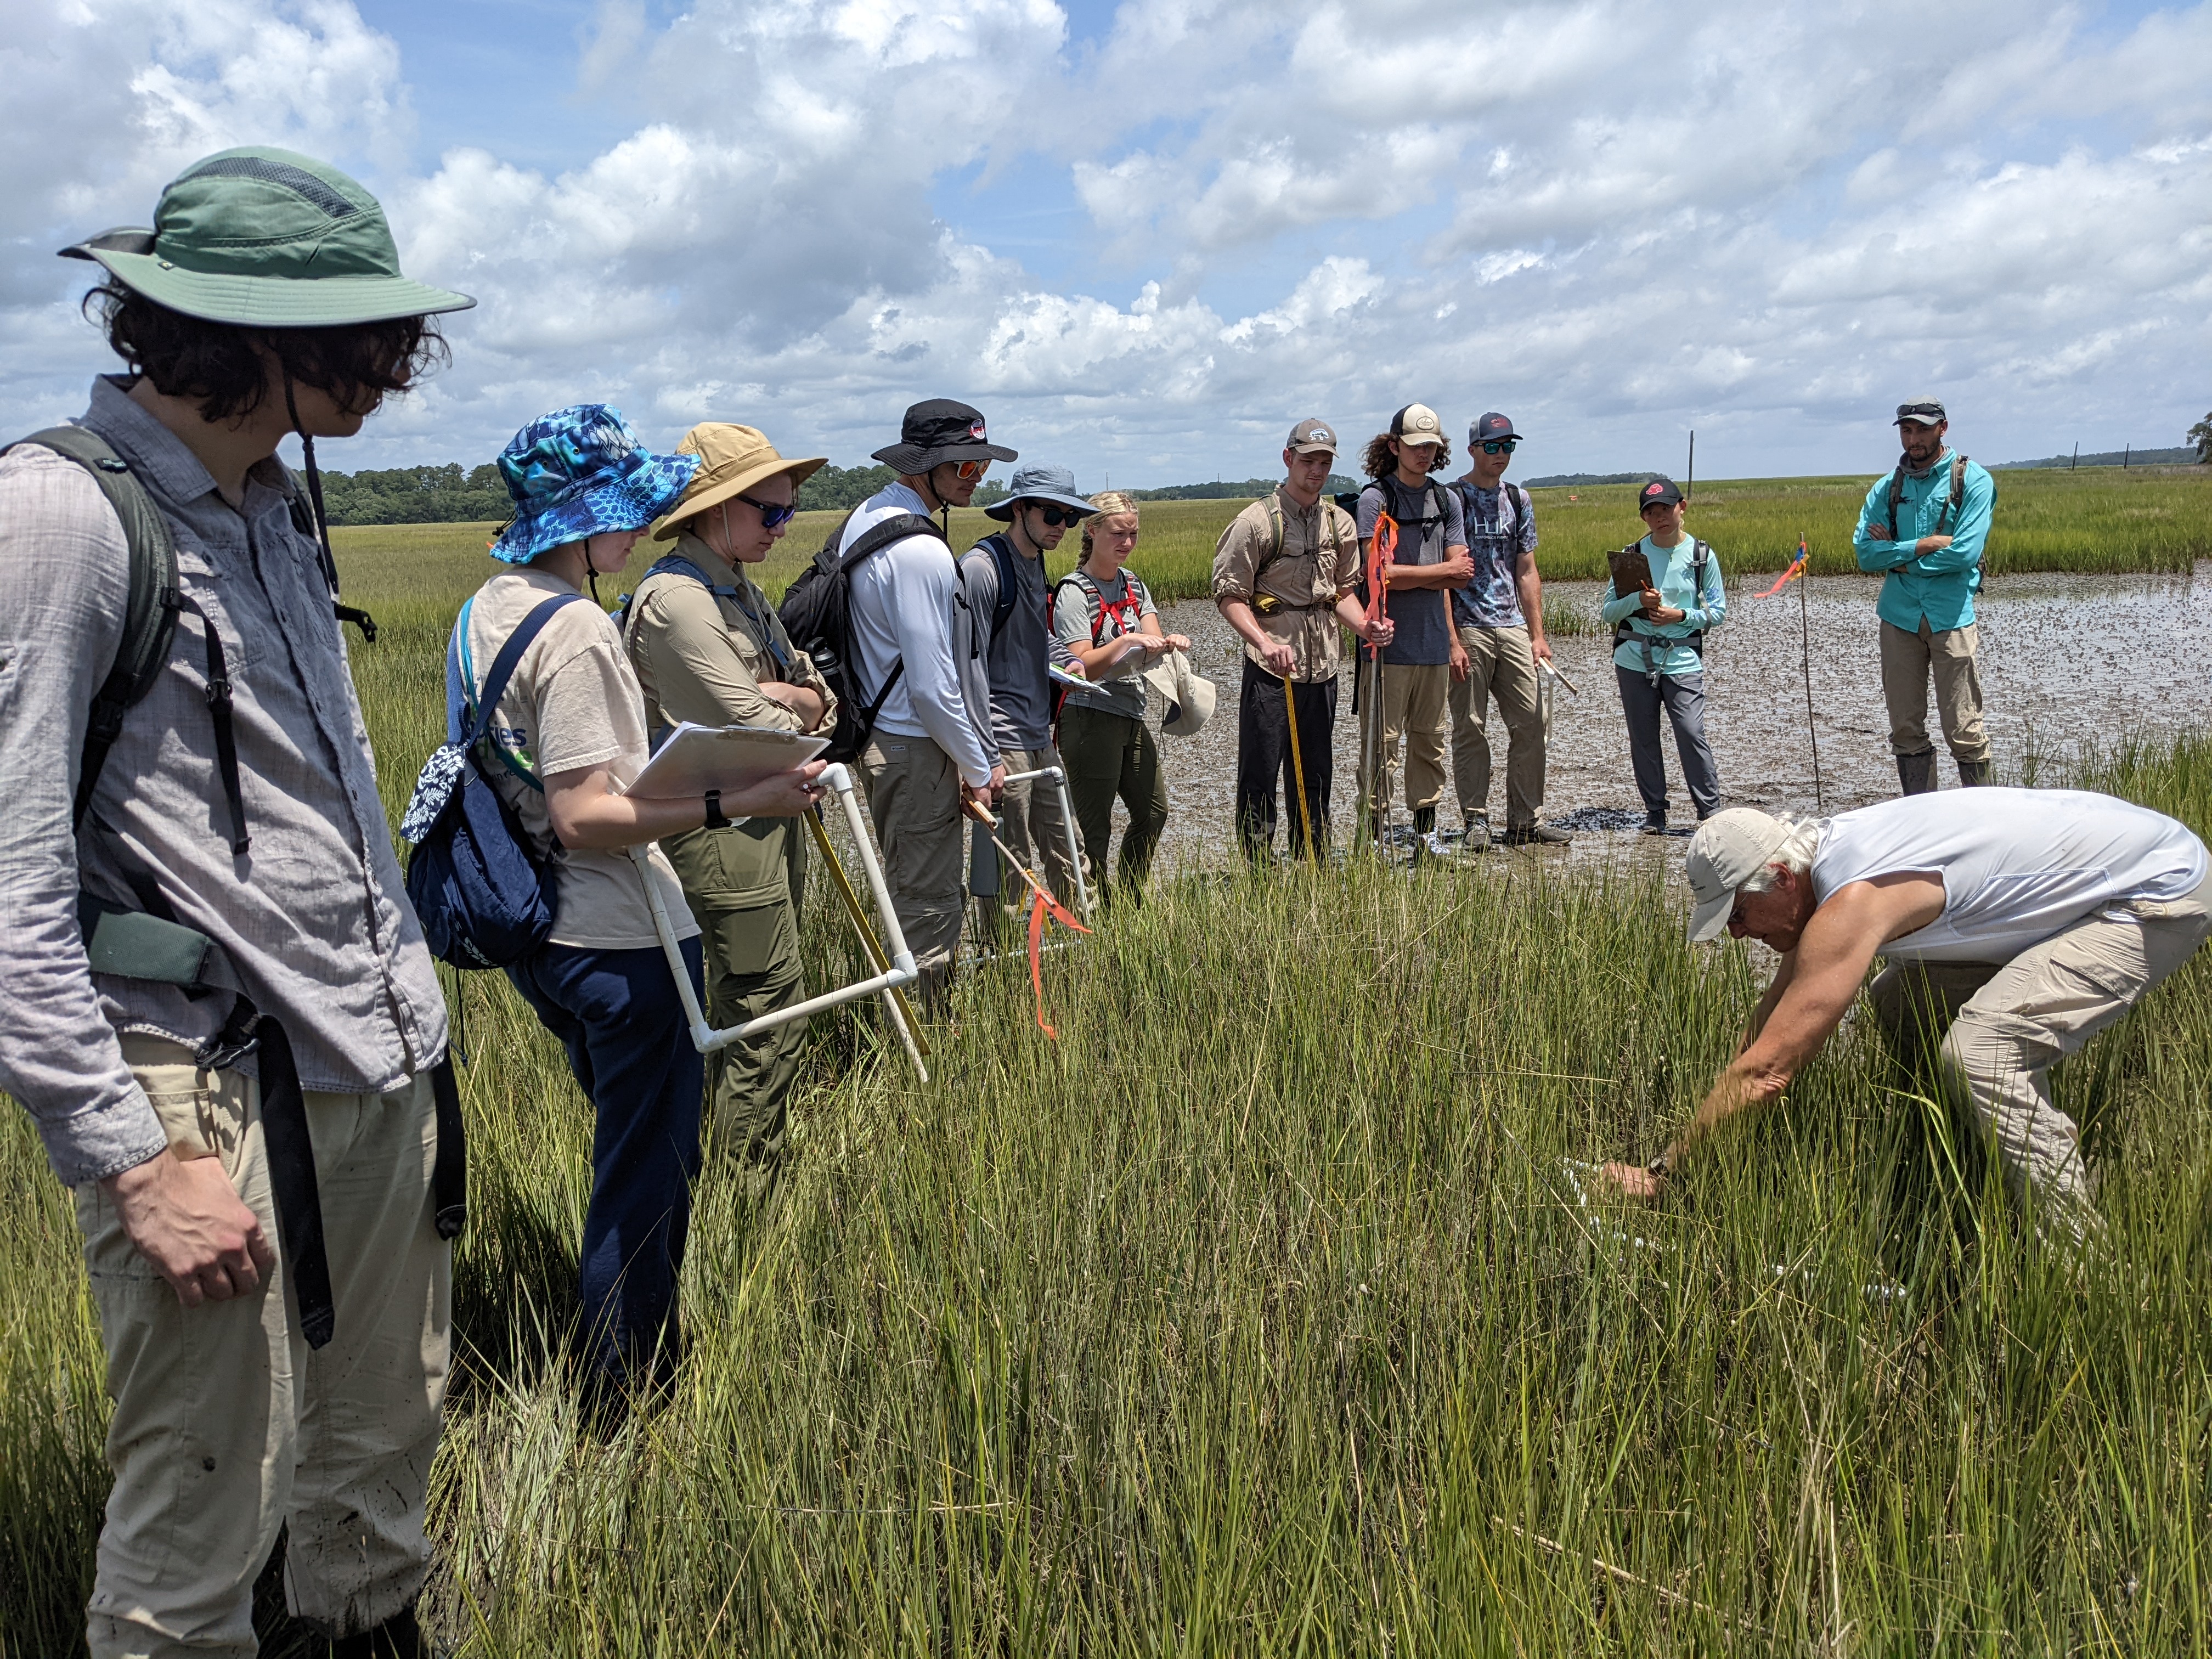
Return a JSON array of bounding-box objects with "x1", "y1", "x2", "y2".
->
[{"x1": 1614, "y1": 663, "x2": 1720, "y2": 820}]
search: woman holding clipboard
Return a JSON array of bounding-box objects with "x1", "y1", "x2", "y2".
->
[
  {"x1": 624, "y1": 424, "x2": 838, "y2": 1209},
  {"x1": 464, "y1": 407, "x2": 822, "y2": 1426}
]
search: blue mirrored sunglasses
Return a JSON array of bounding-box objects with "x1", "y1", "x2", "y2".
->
[
  {"x1": 1481, "y1": 438, "x2": 1519, "y2": 455},
  {"x1": 737, "y1": 493, "x2": 799, "y2": 529}
]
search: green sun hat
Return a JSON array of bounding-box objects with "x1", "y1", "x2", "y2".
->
[{"x1": 60, "y1": 145, "x2": 473, "y2": 327}]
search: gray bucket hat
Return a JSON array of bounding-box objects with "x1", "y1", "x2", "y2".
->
[
  {"x1": 984, "y1": 462, "x2": 1097, "y2": 521},
  {"x1": 60, "y1": 146, "x2": 474, "y2": 327}
]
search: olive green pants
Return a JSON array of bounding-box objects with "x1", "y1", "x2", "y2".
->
[
  {"x1": 1058, "y1": 704, "x2": 1168, "y2": 902},
  {"x1": 665, "y1": 817, "x2": 808, "y2": 1199}
]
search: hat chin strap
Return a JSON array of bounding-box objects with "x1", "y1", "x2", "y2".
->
[{"x1": 282, "y1": 369, "x2": 377, "y2": 642}]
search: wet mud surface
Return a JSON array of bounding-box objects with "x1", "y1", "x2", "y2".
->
[{"x1": 1106, "y1": 567, "x2": 2207, "y2": 878}]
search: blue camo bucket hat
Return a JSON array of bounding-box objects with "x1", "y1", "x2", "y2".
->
[{"x1": 489, "y1": 404, "x2": 699, "y2": 564}]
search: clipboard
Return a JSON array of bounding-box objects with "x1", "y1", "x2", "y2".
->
[
  {"x1": 1609, "y1": 544, "x2": 1655, "y2": 596},
  {"x1": 624, "y1": 721, "x2": 827, "y2": 799}
]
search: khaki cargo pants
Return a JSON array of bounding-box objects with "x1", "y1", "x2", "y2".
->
[
  {"x1": 1356, "y1": 659, "x2": 1450, "y2": 820},
  {"x1": 977, "y1": 742, "x2": 1087, "y2": 933},
  {"x1": 77, "y1": 1034, "x2": 449, "y2": 1657},
  {"x1": 666, "y1": 816, "x2": 809, "y2": 1201},
  {"x1": 1869, "y1": 874, "x2": 2212, "y2": 1245},
  {"x1": 1448, "y1": 624, "x2": 1545, "y2": 830},
  {"x1": 860, "y1": 733, "x2": 967, "y2": 1005},
  {"x1": 1880, "y1": 618, "x2": 1991, "y2": 764}
]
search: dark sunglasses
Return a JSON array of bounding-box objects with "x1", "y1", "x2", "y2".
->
[
  {"x1": 1481, "y1": 439, "x2": 1519, "y2": 455},
  {"x1": 736, "y1": 493, "x2": 798, "y2": 529},
  {"x1": 1023, "y1": 503, "x2": 1089, "y2": 528}
]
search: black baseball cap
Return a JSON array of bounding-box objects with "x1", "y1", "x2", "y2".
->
[
  {"x1": 1893, "y1": 398, "x2": 1947, "y2": 427},
  {"x1": 1470, "y1": 411, "x2": 1520, "y2": 444},
  {"x1": 1638, "y1": 477, "x2": 1684, "y2": 510}
]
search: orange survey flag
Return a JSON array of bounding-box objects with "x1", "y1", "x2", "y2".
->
[{"x1": 1754, "y1": 533, "x2": 1811, "y2": 599}]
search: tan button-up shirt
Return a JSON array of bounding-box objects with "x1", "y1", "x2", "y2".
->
[
  {"x1": 624, "y1": 533, "x2": 838, "y2": 736},
  {"x1": 1211, "y1": 487, "x2": 1359, "y2": 682}
]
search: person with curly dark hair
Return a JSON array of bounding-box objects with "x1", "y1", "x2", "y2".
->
[
  {"x1": 0, "y1": 148, "x2": 472, "y2": 1656},
  {"x1": 1353, "y1": 404, "x2": 1471, "y2": 848}
]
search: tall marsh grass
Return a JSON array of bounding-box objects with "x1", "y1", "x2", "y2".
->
[{"x1": 8, "y1": 506, "x2": 2212, "y2": 1652}]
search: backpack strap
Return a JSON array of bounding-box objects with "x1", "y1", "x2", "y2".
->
[
  {"x1": 973, "y1": 532, "x2": 1023, "y2": 645},
  {"x1": 9, "y1": 428, "x2": 253, "y2": 851},
  {"x1": 1940, "y1": 453, "x2": 1969, "y2": 534},
  {"x1": 833, "y1": 510, "x2": 949, "y2": 727},
  {"x1": 456, "y1": 593, "x2": 586, "y2": 786},
  {"x1": 627, "y1": 552, "x2": 793, "y2": 672}
]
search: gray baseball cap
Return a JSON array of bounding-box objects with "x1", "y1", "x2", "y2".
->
[
  {"x1": 1894, "y1": 398, "x2": 1947, "y2": 427},
  {"x1": 1684, "y1": 808, "x2": 1795, "y2": 942}
]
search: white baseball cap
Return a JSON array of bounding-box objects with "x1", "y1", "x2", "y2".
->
[
  {"x1": 1391, "y1": 403, "x2": 1446, "y2": 445},
  {"x1": 1684, "y1": 808, "x2": 1794, "y2": 942}
]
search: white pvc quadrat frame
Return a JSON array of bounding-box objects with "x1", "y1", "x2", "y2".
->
[
  {"x1": 990, "y1": 764, "x2": 1092, "y2": 919},
  {"x1": 628, "y1": 761, "x2": 921, "y2": 1064}
]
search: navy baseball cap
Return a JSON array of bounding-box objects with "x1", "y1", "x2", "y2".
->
[
  {"x1": 1470, "y1": 412, "x2": 1519, "y2": 444},
  {"x1": 1638, "y1": 477, "x2": 1684, "y2": 510}
]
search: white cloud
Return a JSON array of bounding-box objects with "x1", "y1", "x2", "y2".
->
[{"x1": 3, "y1": 0, "x2": 2209, "y2": 484}]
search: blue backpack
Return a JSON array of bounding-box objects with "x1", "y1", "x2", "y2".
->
[{"x1": 400, "y1": 593, "x2": 583, "y2": 968}]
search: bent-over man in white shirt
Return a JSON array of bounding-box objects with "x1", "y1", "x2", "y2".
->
[
  {"x1": 1604, "y1": 791, "x2": 2212, "y2": 1243},
  {"x1": 846, "y1": 399, "x2": 1014, "y2": 1002}
]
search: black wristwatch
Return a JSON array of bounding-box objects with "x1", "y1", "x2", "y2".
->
[{"x1": 703, "y1": 789, "x2": 731, "y2": 830}]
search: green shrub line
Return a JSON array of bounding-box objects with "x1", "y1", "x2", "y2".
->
[{"x1": 7, "y1": 477, "x2": 2212, "y2": 1647}]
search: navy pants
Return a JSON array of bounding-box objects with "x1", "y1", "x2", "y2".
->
[
  {"x1": 507, "y1": 938, "x2": 704, "y2": 1400},
  {"x1": 1615, "y1": 664, "x2": 1722, "y2": 820}
]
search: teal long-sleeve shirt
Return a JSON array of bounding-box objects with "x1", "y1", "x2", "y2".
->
[
  {"x1": 1600, "y1": 534, "x2": 1726, "y2": 678},
  {"x1": 1850, "y1": 449, "x2": 1995, "y2": 632}
]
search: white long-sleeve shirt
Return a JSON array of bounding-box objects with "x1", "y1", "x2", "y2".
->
[{"x1": 843, "y1": 482, "x2": 996, "y2": 786}]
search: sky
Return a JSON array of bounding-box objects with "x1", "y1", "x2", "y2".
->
[{"x1": 3, "y1": 0, "x2": 2209, "y2": 488}]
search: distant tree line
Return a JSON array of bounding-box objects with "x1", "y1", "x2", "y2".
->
[
  {"x1": 1126, "y1": 475, "x2": 1359, "y2": 501},
  {"x1": 319, "y1": 463, "x2": 510, "y2": 526}
]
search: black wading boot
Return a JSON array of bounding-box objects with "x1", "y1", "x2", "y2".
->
[
  {"x1": 1896, "y1": 749, "x2": 1939, "y2": 796},
  {"x1": 328, "y1": 1602, "x2": 427, "y2": 1658},
  {"x1": 1956, "y1": 757, "x2": 1994, "y2": 787}
]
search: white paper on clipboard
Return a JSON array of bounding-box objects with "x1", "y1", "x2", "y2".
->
[{"x1": 624, "y1": 722, "x2": 827, "y2": 799}]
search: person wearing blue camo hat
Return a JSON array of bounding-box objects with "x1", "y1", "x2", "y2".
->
[{"x1": 460, "y1": 404, "x2": 824, "y2": 1428}]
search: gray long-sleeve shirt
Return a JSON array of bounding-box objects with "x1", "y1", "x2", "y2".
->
[{"x1": 0, "y1": 377, "x2": 447, "y2": 1186}]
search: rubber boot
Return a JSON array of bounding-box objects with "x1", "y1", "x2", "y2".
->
[
  {"x1": 1895, "y1": 750, "x2": 1938, "y2": 797},
  {"x1": 1411, "y1": 805, "x2": 1436, "y2": 835},
  {"x1": 1956, "y1": 757, "x2": 1995, "y2": 787}
]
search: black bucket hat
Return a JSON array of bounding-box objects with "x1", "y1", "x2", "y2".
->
[{"x1": 871, "y1": 398, "x2": 1019, "y2": 473}]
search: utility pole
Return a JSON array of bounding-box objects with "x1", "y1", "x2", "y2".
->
[
  {"x1": 1686, "y1": 430, "x2": 1695, "y2": 503},
  {"x1": 2124, "y1": 444, "x2": 2131, "y2": 471},
  {"x1": 2071, "y1": 442, "x2": 2079, "y2": 471}
]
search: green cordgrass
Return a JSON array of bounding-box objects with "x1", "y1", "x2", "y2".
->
[{"x1": 7, "y1": 511, "x2": 2212, "y2": 1651}]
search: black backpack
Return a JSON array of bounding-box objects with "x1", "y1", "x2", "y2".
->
[
  {"x1": 1613, "y1": 538, "x2": 1714, "y2": 657},
  {"x1": 969, "y1": 531, "x2": 1025, "y2": 645},
  {"x1": 777, "y1": 508, "x2": 949, "y2": 763}
]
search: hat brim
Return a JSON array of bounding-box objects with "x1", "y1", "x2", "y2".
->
[
  {"x1": 80, "y1": 247, "x2": 475, "y2": 327},
  {"x1": 654, "y1": 455, "x2": 827, "y2": 540},
  {"x1": 1287, "y1": 441, "x2": 1338, "y2": 456},
  {"x1": 983, "y1": 487, "x2": 1097, "y2": 521},
  {"x1": 871, "y1": 440, "x2": 1020, "y2": 473},
  {"x1": 1893, "y1": 415, "x2": 1945, "y2": 427},
  {"x1": 1687, "y1": 888, "x2": 1737, "y2": 944},
  {"x1": 491, "y1": 454, "x2": 698, "y2": 564}
]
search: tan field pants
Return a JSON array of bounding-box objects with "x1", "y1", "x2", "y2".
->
[
  {"x1": 861, "y1": 733, "x2": 967, "y2": 1005},
  {"x1": 1869, "y1": 875, "x2": 2212, "y2": 1244},
  {"x1": 981, "y1": 743, "x2": 1087, "y2": 925},
  {"x1": 1880, "y1": 618, "x2": 1991, "y2": 763},
  {"x1": 1448, "y1": 624, "x2": 1545, "y2": 828},
  {"x1": 77, "y1": 1035, "x2": 449, "y2": 1657},
  {"x1": 1357, "y1": 660, "x2": 1449, "y2": 818}
]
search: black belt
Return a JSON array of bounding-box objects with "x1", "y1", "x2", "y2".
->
[{"x1": 81, "y1": 897, "x2": 465, "y2": 1350}]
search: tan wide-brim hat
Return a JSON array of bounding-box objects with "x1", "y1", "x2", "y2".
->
[
  {"x1": 1139, "y1": 648, "x2": 1217, "y2": 738},
  {"x1": 654, "y1": 422, "x2": 826, "y2": 540}
]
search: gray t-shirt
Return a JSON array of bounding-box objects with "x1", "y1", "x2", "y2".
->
[
  {"x1": 1052, "y1": 567, "x2": 1156, "y2": 720},
  {"x1": 1356, "y1": 475, "x2": 1464, "y2": 666},
  {"x1": 958, "y1": 534, "x2": 1054, "y2": 753}
]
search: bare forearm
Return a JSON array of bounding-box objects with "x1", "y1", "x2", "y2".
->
[
  {"x1": 1217, "y1": 597, "x2": 1272, "y2": 655},
  {"x1": 1517, "y1": 561, "x2": 1545, "y2": 647}
]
